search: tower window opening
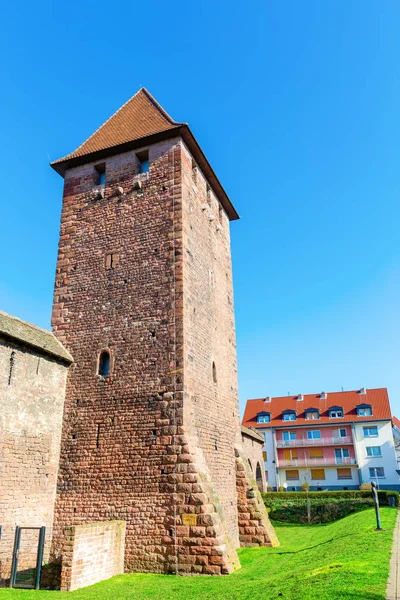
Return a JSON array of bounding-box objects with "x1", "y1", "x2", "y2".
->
[
  {"x1": 95, "y1": 164, "x2": 106, "y2": 186},
  {"x1": 98, "y1": 350, "x2": 110, "y2": 377},
  {"x1": 136, "y1": 150, "x2": 149, "y2": 173},
  {"x1": 8, "y1": 351, "x2": 15, "y2": 386}
]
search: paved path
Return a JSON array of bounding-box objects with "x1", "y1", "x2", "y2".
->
[{"x1": 387, "y1": 512, "x2": 400, "y2": 599}]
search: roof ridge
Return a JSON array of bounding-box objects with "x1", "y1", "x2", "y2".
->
[
  {"x1": 247, "y1": 388, "x2": 388, "y2": 402},
  {"x1": 140, "y1": 87, "x2": 180, "y2": 126}
]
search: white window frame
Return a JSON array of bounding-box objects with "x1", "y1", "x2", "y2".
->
[
  {"x1": 306, "y1": 411, "x2": 319, "y2": 420},
  {"x1": 339, "y1": 428, "x2": 347, "y2": 438},
  {"x1": 257, "y1": 414, "x2": 270, "y2": 424},
  {"x1": 282, "y1": 431, "x2": 296, "y2": 441},
  {"x1": 283, "y1": 413, "x2": 296, "y2": 422},
  {"x1": 363, "y1": 426, "x2": 378, "y2": 438},
  {"x1": 329, "y1": 410, "x2": 344, "y2": 419},
  {"x1": 369, "y1": 467, "x2": 385, "y2": 479},
  {"x1": 307, "y1": 430, "x2": 321, "y2": 440},
  {"x1": 358, "y1": 407, "x2": 372, "y2": 417},
  {"x1": 366, "y1": 446, "x2": 381, "y2": 457}
]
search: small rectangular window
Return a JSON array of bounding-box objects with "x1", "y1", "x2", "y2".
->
[
  {"x1": 369, "y1": 467, "x2": 385, "y2": 478},
  {"x1": 262, "y1": 451, "x2": 267, "y2": 461},
  {"x1": 95, "y1": 164, "x2": 106, "y2": 185},
  {"x1": 366, "y1": 446, "x2": 381, "y2": 457},
  {"x1": 136, "y1": 150, "x2": 149, "y2": 173},
  {"x1": 339, "y1": 428, "x2": 347, "y2": 438},
  {"x1": 337, "y1": 468, "x2": 352, "y2": 479},
  {"x1": 282, "y1": 431, "x2": 296, "y2": 442},
  {"x1": 286, "y1": 469, "x2": 299, "y2": 480},
  {"x1": 311, "y1": 469, "x2": 325, "y2": 480},
  {"x1": 363, "y1": 426, "x2": 378, "y2": 437}
]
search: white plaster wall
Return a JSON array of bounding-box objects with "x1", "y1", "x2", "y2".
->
[
  {"x1": 261, "y1": 428, "x2": 277, "y2": 489},
  {"x1": 354, "y1": 421, "x2": 399, "y2": 487}
]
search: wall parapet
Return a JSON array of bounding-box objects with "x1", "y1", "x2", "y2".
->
[{"x1": 60, "y1": 520, "x2": 126, "y2": 591}]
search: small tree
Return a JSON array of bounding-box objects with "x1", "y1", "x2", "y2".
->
[{"x1": 301, "y1": 471, "x2": 312, "y2": 523}]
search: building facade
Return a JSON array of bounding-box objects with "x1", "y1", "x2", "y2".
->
[
  {"x1": 242, "y1": 388, "x2": 400, "y2": 491},
  {"x1": 49, "y1": 88, "x2": 277, "y2": 576}
]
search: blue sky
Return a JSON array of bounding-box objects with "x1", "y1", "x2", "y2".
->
[{"x1": 0, "y1": 1, "x2": 399, "y2": 417}]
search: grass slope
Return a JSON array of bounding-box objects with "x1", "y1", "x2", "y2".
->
[{"x1": 0, "y1": 508, "x2": 396, "y2": 600}]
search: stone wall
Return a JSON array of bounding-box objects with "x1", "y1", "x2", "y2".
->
[
  {"x1": 0, "y1": 337, "x2": 68, "y2": 582},
  {"x1": 60, "y1": 521, "x2": 125, "y2": 591},
  {"x1": 235, "y1": 447, "x2": 278, "y2": 547},
  {"x1": 180, "y1": 142, "x2": 241, "y2": 547},
  {"x1": 241, "y1": 428, "x2": 267, "y2": 492}
]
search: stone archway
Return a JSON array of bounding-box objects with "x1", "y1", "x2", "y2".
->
[{"x1": 255, "y1": 462, "x2": 263, "y2": 492}]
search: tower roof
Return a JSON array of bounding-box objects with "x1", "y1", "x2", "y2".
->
[{"x1": 51, "y1": 88, "x2": 239, "y2": 220}]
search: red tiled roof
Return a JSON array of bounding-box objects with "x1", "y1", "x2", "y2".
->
[
  {"x1": 393, "y1": 416, "x2": 400, "y2": 431},
  {"x1": 242, "y1": 388, "x2": 391, "y2": 429},
  {"x1": 50, "y1": 88, "x2": 239, "y2": 221},
  {"x1": 52, "y1": 88, "x2": 181, "y2": 166}
]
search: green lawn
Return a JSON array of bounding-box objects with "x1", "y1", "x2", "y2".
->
[{"x1": 1, "y1": 508, "x2": 396, "y2": 600}]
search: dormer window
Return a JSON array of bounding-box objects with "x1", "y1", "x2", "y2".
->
[
  {"x1": 305, "y1": 408, "x2": 320, "y2": 420},
  {"x1": 329, "y1": 406, "x2": 344, "y2": 419},
  {"x1": 356, "y1": 404, "x2": 372, "y2": 417},
  {"x1": 257, "y1": 412, "x2": 271, "y2": 424},
  {"x1": 282, "y1": 410, "x2": 296, "y2": 422}
]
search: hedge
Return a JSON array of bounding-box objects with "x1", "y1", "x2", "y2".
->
[
  {"x1": 266, "y1": 497, "x2": 375, "y2": 524},
  {"x1": 262, "y1": 489, "x2": 400, "y2": 507}
]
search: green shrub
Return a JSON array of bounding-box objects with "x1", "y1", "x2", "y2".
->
[
  {"x1": 267, "y1": 497, "x2": 374, "y2": 524},
  {"x1": 261, "y1": 489, "x2": 400, "y2": 507}
]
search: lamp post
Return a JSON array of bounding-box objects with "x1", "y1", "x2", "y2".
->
[{"x1": 371, "y1": 481, "x2": 382, "y2": 531}]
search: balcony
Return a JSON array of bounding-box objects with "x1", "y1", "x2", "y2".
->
[
  {"x1": 279, "y1": 457, "x2": 357, "y2": 467},
  {"x1": 276, "y1": 436, "x2": 353, "y2": 448}
]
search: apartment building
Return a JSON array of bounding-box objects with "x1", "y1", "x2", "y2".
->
[{"x1": 242, "y1": 388, "x2": 400, "y2": 491}]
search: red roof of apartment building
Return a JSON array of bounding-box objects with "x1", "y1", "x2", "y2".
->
[{"x1": 242, "y1": 388, "x2": 391, "y2": 429}]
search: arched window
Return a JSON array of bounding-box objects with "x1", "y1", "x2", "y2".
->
[
  {"x1": 98, "y1": 351, "x2": 110, "y2": 377},
  {"x1": 256, "y1": 462, "x2": 263, "y2": 492},
  {"x1": 212, "y1": 361, "x2": 217, "y2": 384}
]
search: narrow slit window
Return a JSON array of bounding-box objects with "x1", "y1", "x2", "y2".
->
[
  {"x1": 98, "y1": 351, "x2": 110, "y2": 377},
  {"x1": 212, "y1": 361, "x2": 217, "y2": 384}
]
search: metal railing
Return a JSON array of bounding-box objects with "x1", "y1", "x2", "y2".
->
[
  {"x1": 276, "y1": 436, "x2": 353, "y2": 448},
  {"x1": 278, "y1": 457, "x2": 357, "y2": 467}
]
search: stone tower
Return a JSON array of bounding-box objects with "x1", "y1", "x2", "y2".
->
[{"x1": 51, "y1": 88, "x2": 277, "y2": 575}]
